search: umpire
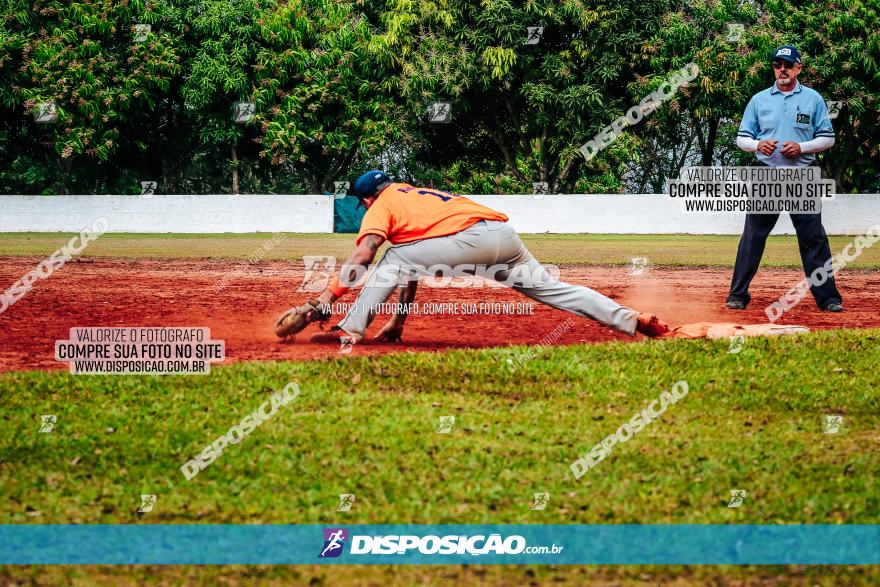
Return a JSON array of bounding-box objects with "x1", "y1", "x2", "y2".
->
[{"x1": 727, "y1": 45, "x2": 843, "y2": 312}]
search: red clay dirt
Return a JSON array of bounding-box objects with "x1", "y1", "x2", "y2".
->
[{"x1": 1, "y1": 257, "x2": 878, "y2": 372}]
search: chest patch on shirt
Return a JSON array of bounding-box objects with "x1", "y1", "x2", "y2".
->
[{"x1": 796, "y1": 112, "x2": 811, "y2": 125}]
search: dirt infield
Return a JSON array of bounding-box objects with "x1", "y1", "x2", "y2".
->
[{"x1": 1, "y1": 257, "x2": 878, "y2": 372}]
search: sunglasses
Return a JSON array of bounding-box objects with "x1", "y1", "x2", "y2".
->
[{"x1": 772, "y1": 61, "x2": 796, "y2": 70}]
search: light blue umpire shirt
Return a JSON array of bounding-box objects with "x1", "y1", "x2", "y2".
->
[{"x1": 737, "y1": 81, "x2": 835, "y2": 168}]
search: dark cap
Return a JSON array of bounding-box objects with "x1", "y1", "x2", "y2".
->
[
  {"x1": 352, "y1": 170, "x2": 392, "y2": 202},
  {"x1": 772, "y1": 45, "x2": 802, "y2": 64}
]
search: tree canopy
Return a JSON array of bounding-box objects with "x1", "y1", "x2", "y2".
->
[{"x1": 1, "y1": 0, "x2": 877, "y2": 195}]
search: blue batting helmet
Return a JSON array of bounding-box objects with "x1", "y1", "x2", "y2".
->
[{"x1": 352, "y1": 170, "x2": 392, "y2": 201}]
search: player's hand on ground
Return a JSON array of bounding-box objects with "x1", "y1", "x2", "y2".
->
[
  {"x1": 372, "y1": 320, "x2": 405, "y2": 343},
  {"x1": 780, "y1": 141, "x2": 802, "y2": 158},
  {"x1": 635, "y1": 313, "x2": 670, "y2": 338},
  {"x1": 757, "y1": 139, "x2": 778, "y2": 155}
]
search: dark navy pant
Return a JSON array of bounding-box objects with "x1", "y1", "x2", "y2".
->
[{"x1": 727, "y1": 201, "x2": 842, "y2": 309}]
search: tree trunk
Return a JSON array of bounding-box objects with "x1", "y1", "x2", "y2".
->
[
  {"x1": 59, "y1": 157, "x2": 72, "y2": 195},
  {"x1": 231, "y1": 143, "x2": 239, "y2": 195},
  {"x1": 696, "y1": 117, "x2": 718, "y2": 166},
  {"x1": 693, "y1": 115, "x2": 719, "y2": 166}
]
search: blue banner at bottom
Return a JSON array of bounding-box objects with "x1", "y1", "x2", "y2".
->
[{"x1": 1, "y1": 524, "x2": 878, "y2": 565}]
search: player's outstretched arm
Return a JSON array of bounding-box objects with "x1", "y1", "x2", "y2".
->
[
  {"x1": 315, "y1": 234, "x2": 386, "y2": 307},
  {"x1": 373, "y1": 279, "x2": 418, "y2": 342},
  {"x1": 272, "y1": 234, "x2": 386, "y2": 339}
]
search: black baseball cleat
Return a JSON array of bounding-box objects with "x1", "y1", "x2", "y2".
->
[
  {"x1": 725, "y1": 300, "x2": 746, "y2": 310},
  {"x1": 823, "y1": 302, "x2": 844, "y2": 312}
]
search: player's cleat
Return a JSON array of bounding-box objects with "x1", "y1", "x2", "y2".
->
[
  {"x1": 725, "y1": 300, "x2": 746, "y2": 310},
  {"x1": 823, "y1": 302, "x2": 844, "y2": 312},
  {"x1": 310, "y1": 326, "x2": 363, "y2": 344},
  {"x1": 635, "y1": 313, "x2": 670, "y2": 338}
]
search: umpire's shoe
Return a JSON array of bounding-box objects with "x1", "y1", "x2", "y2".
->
[
  {"x1": 725, "y1": 300, "x2": 746, "y2": 310},
  {"x1": 823, "y1": 302, "x2": 844, "y2": 312}
]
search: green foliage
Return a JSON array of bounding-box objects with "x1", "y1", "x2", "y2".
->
[
  {"x1": 635, "y1": 0, "x2": 880, "y2": 192},
  {"x1": 371, "y1": 0, "x2": 674, "y2": 193},
  {"x1": 254, "y1": 0, "x2": 405, "y2": 193},
  {"x1": 769, "y1": 0, "x2": 880, "y2": 191},
  {"x1": 0, "y1": 0, "x2": 877, "y2": 194},
  {"x1": 0, "y1": 0, "x2": 180, "y2": 194}
]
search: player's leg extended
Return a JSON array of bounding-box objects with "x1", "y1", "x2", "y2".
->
[
  {"x1": 334, "y1": 254, "x2": 410, "y2": 340},
  {"x1": 336, "y1": 220, "x2": 526, "y2": 338},
  {"x1": 483, "y1": 222, "x2": 640, "y2": 335}
]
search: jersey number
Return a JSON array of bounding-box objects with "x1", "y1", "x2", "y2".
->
[{"x1": 401, "y1": 186, "x2": 458, "y2": 202}]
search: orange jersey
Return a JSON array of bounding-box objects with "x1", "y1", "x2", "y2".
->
[{"x1": 356, "y1": 183, "x2": 509, "y2": 245}]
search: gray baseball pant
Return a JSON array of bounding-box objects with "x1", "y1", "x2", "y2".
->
[{"x1": 338, "y1": 220, "x2": 638, "y2": 338}]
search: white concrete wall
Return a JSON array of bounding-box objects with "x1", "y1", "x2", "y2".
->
[
  {"x1": 1, "y1": 193, "x2": 877, "y2": 234},
  {"x1": 468, "y1": 194, "x2": 880, "y2": 235},
  {"x1": 0, "y1": 194, "x2": 333, "y2": 233}
]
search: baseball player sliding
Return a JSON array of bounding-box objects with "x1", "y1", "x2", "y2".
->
[{"x1": 273, "y1": 171, "x2": 670, "y2": 344}]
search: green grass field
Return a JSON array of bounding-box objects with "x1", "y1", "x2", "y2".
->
[
  {"x1": 2, "y1": 331, "x2": 879, "y2": 583},
  {"x1": 1, "y1": 234, "x2": 878, "y2": 584},
  {"x1": 2, "y1": 232, "x2": 880, "y2": 268},
  {"x1": 3, "y1": 331, "x2": 879, "y2": 524}
]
